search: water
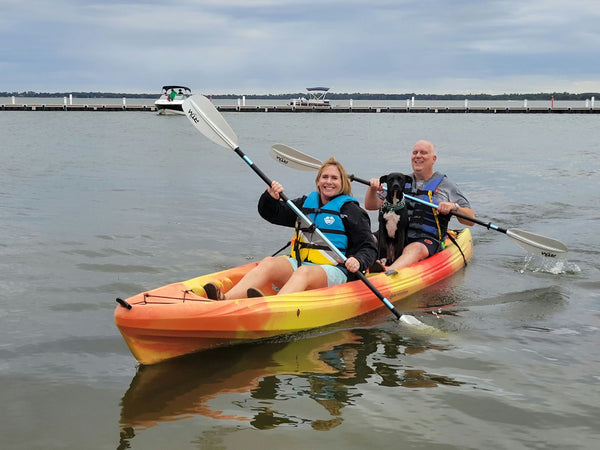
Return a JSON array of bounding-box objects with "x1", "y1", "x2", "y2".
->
[{"x1": 1, "y1": 106, "x2": 598, "y2": 449}]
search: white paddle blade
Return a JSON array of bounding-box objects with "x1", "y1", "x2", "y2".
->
[
  {"x1": 399, "y1": 314, "x2": 446, "y2": 335},
  {"x1": 270, "y1": 144, "x2": 322, "y2": 171},
  {"x1": 507, "y1": 228, "x2": 568, "y2": 258},
  {"x1": 183, "y1": 95, "x2": 239, "y2": 150}
]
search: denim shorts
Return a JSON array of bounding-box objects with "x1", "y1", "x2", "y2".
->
[{"x1": 286, "y1": 257, "x2": 348, "y2": 287}]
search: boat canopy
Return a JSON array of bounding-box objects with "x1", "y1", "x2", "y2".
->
[
  {"x1": 289, "y1": 87, "x2": 330, "y2": 105},
  {"x1": 161, "y1": 85, "x2": 192, "y2": 92}
]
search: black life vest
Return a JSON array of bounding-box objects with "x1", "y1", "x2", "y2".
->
[{"x1": 404, "y1": 173, "x2": 451, "y2": 242}]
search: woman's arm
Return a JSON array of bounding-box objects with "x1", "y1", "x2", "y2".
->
[
  {"x1": 258, "y1": 190, "x2": 304, "y2": 227},
  {"x1": 342, "y1": 202, "x2": 377, "y2": 271}
]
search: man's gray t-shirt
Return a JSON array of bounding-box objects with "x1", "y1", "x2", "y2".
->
[{"x1": 412, "y1": 172, "x2": 470, "y2": 207}]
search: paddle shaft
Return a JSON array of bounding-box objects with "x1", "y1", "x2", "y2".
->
[
  {"x1": 340, "y1": 174, "x2": 568, "y2": 254},
  {"x1": 182, "y1": 96, "x2": 398, "y2": 309},
  {"x1": 270, "y1": 143, "x2": 567, "y2": 257},
  {"x1": 233, "y1": 150, "x2": 404, "y2": 319}
]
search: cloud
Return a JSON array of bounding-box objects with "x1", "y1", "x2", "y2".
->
[{"x1": 2, "y1": 0, "x2": 599, "y2": 94}]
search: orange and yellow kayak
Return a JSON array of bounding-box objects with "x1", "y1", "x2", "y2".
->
[{"x1": 114, "y1": 228, "x2": 472, "y2": 365}]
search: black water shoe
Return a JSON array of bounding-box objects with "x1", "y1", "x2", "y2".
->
[
  {"x1": 204, "y1": 282, "x2": 225, "y2": 300},
  {"x1": 247, "y1": 287, "x2": 264, "y2": 298}
]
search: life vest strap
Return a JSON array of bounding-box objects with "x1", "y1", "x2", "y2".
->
[
  {"x1": 298, "y1": 226, "x2": 346, "y2": 236},
  {"x1": 427, "y1": 190, "x2": 444, "y2": 241}
]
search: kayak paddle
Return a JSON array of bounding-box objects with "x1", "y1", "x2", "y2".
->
[
  {"x1": 182, "y1": 95, "x2": 428, "y2": 327},
  {"x1": 271, "y1": 143, "x2": 568, "y2": 259}
]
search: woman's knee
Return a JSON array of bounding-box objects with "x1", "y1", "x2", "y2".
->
[
  {"x1": 289, "y1": 265, "x2": 327, "y2": 288},
  {"x1": 257, "y1": 256, "x2": 293, "y2": 280},
  {"x1": 258, "y1": 256, "x2": 283, "y2": 269},
  {"x1": 292, "y1": 265, "x2": 314, "y2": 277}
]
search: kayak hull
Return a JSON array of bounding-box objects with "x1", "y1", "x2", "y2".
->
[{"x1": 115, "y1": 229, "x2": 472, "y2": 365}]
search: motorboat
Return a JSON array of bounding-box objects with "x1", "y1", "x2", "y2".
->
[
  {"x1": 289, "y1": 87, "x2": 331, "y2": 106},
  {"x1": 154, "y1": 85, "x2": 192, "y2": 115}
]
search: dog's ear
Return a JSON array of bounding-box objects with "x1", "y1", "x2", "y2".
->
[{"x1": 379, "y1": 175, "x2": 388, "y2": 183}]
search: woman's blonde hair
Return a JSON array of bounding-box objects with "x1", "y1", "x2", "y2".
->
[{"x1": 315, "y1": 157, "x2": 352, "y2": 196}]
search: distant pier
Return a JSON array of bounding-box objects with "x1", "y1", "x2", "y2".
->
[
  {"x1": 1, "y1": 103, "x2": 599, "y2": 114},
  {"x1": 0, "y1": 103, "x2": 156, "y2": 112},
  {"x1": 216, "y1": 105, "x2": 600, "y2": 114}
]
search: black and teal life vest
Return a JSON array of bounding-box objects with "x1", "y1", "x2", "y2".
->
[
  {"x1": 291, "y1": 192, "x2": 358, "y2": 265},
  {"x1": 404, "y1": 173, "x2": 451, "y2": 242}
]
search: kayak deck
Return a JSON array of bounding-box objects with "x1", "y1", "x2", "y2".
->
[{"x1": 115, "y1": 228, "x2": 472, "y2": 365}]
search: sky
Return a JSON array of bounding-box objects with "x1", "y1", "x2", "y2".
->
[{"x1": 2, "y1": 0, "x2": 600, "y2": 95}]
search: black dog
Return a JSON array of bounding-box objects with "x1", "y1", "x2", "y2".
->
[{"x1": 376, "y1": 172, "x2": 410, "y2": 266}]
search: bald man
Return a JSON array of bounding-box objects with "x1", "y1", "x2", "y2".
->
[{"x1": 365, "y1": 140, "x2": 475, "y2": 271}]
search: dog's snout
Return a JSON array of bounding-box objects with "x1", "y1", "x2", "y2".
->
[
  {"x1": 383, "y1": 173, "x2": 407, "y2": 196},
  {"x1": 390, "y1": 181, "x2": 402, "y2": 191}
]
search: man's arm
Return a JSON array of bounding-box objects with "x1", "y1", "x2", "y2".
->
[{"x1": 364, "y1": 178, "x2": 384, "y2": 210}]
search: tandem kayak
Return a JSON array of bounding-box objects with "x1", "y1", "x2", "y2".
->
[{"x1": 114, "y1": 228, "x2": 473, "y2": 365}]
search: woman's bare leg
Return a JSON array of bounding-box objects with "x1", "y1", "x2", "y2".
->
[
  {"x1": 225, "y1": 256, "x2": 294, "y2": 299},
  {"x1": 277, "y1": 265, "x2": 328, "y2": 295}
]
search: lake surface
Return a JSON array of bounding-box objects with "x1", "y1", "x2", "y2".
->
[{"x1": 1, "y1": 104, "x2": 598, "y2": 449}]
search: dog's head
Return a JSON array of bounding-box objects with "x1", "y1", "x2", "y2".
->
[{"x1": 380, "y1": 173, "x2": 410, "y2": 204}]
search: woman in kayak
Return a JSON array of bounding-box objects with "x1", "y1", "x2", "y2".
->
[{"x1": 204, "y1": 157, "x2": 377, "y2": 299}]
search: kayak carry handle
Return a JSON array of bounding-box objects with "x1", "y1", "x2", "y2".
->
[{"x1": 116, "y1": 298, "x2": 132, "y2": 310}]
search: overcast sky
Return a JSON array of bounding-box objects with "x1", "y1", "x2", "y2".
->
[{"x1": 3, "y1": 0, "x2": 599, "y2": 94}]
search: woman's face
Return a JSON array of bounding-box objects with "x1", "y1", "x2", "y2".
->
[{"x1": 317, "y1": 164, "x2": 342, "y2": 202}]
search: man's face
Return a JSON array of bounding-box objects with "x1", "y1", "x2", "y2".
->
[{"x1": 411, "y1": 142, "x2": 436, "y2": 177}]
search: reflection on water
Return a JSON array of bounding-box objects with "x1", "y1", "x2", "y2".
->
[{"x1": 118, "y1": 324, "x2": 464, "y2": 446}]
